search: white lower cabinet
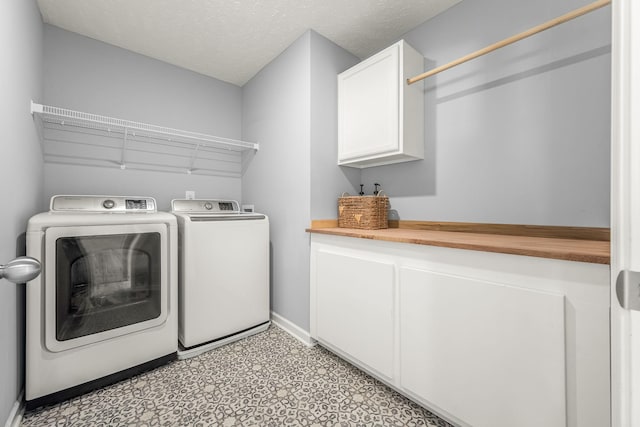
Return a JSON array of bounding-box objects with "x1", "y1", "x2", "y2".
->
[
  {"x1": 314, "y1": 250, "x2": 395, "y2": 380},
  {"x1": 400, "y1": 268, "x2": 566, "y2": 427},
  {"x1": 310, "y1": 233, "x2": 610, "y2": 427}
]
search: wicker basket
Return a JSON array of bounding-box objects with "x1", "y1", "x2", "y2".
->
[{"x1": 338, "y1": 193, "x2": 389, "y2": 229}]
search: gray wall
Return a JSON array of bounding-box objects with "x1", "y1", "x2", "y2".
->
[
  {"x1": 43, "y1": 164, "x2": 240, "y2": 211},
  {"x1": 243, "y1": 30, "x2": 357, "y2": 330},
  {"x1": 361, "y1": 0, "x2": 611, "y2": 227},
  {"x1": 0, "y1": 0, "x2": 43, "y2": 423},
  {"x1": 309, "y1": 32, "x2": 361, "y2": 219},
  {"x1": 43, "y1": 25, "x2": 243, "y2": 210},
  {"x1": 242, "y1": 32, "x2": 312, "y2": 330}
]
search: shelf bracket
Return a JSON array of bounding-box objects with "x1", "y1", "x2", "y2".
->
[
  {"x1": 188, "y1": 144, "x2": 201, "y2": 174},
  {"x1": 120, "y1": 127, "x2": 128, "y2": 170},
  {"x1": 30, "y1": 100, "x2": 45, "y2": 151}
]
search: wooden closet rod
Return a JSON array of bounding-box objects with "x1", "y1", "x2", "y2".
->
[{"x1": 407, "y1": 0, "x2": 611, "y2": 85}]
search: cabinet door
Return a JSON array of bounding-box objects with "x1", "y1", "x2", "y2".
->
[
  {"x1": 338, "y1": 43, "x2": 399, "y2": 162},
  {"x1": 315, "y1": 250, "x2": 395, "y2": 379},
  {"x1": 399, "y1": 267, "x2": 566, "y2": 427}
]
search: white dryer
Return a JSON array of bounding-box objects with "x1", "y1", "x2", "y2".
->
[
  {"x1": 26, "y1": 195, "x2": 177, "y2": 410},
  {"x1": 171, "y1": 199, "x2": 269, "y2": 358}
]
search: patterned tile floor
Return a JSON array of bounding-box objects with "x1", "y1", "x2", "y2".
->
[{"x1": 22, "y1": 325, "x2": 453, "y2": 426}]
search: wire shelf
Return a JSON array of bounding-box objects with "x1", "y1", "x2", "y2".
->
[{"x1": 31, "y1": 101, "x2": 258, "y2": 177}]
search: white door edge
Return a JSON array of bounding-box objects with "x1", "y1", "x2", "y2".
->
[{"x1": 611, "y1": 0, "x2": 640, "y2": 426}]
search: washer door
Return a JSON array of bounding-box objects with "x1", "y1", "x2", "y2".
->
[{"x1": 44, "y1": 223, "x2": 169, "y2": 352}]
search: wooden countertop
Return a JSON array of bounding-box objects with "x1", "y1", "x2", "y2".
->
[{"x1": 307, "y1": 221, "x2": 610, "y2": 265}]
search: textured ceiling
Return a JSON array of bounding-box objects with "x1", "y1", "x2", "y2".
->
[{"x1": 36, "y1": 0, "x2": 461, "y2": 86}]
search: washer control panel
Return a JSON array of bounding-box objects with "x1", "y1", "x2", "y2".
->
[
  {"x1": 51, "y1": 195, "x2": 156, "y2": 212},
  {"x1": 171, "y1": 199, "x2": 240, "y2": 213},
  {"x1": 124, "y1": 199, "x2": 149, "y2": 210}
]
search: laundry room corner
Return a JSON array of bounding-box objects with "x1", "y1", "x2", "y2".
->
[
  {"x1": 1, "y1": 0, "x2": 623, "y2": 425},
  {"x1": 242, "y1": 30, "x2": 360, "y2": 336}
]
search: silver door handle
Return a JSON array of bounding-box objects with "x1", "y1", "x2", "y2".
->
[
  {"x1": 616, "y1": 269, "x2": 640, "y2": 311},
  {"x1": 0, "y1": 256, "x2": 41, "y2": 284}
]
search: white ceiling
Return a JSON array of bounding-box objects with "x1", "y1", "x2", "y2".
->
[{"x1": 36, "y1": 0, "x2": 461, "y2": 87}]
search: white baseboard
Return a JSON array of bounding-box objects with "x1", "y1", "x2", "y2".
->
[
  {"x1": 270, "y1": 311, "x2": 316, "y2": 347},
  {"x1": 4, "y1": 390, "x2": 24, "y2": 427}
]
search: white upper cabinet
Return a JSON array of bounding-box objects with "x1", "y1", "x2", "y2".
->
[{"x1": 338, "y1": 40, "x2": 424, "y2": 168}]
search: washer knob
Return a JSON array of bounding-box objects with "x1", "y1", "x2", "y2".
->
[
  {"x1": 204, "y1": 202, "x2": 213, "y2": 210},
  {"x1": 103, "y1": 199, "x2": 115, "y2": 209}
]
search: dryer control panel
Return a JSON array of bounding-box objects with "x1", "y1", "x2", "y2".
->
[
  {"x1": 171, "y1": 199, "x2": 240, "y2": 214},
  {"x1": 50, "y1": 195, "x2": 157, "y2": 213}
]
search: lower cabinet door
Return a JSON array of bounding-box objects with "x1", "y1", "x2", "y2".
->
[
  {"x1": 399, "y1": 267, "x2": 566, "y2": 427},
  {"x1": 315, "y1": 250, "x2": 395, "y2": 379}
]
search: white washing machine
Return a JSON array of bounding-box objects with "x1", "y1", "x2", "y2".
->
[
  {"x1": 25, "y1": 195, "x2": 178, "y2": 410},
  {"x1": 171, "y1": 199, "x2": 269, "y2": 359}
]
